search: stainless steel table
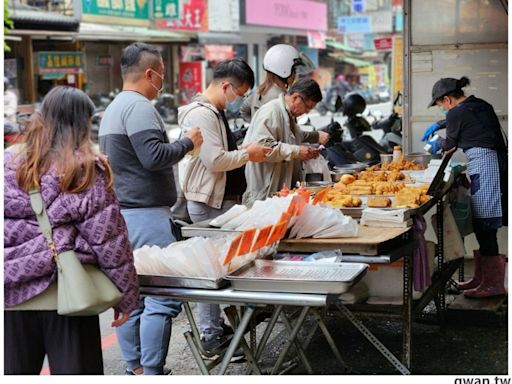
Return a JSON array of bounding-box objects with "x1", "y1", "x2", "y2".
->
[{"x1": 139, "y1": 285, "x2": 411, "y2": 375}]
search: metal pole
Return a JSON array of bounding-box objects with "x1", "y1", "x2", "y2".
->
[{"x1": 403, "y1": 0, "x2": 412, "y2": 154}]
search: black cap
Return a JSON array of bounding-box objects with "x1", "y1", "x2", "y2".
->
[{"x1": 428, "y1": 78, "x2": 459, "y2": 107}]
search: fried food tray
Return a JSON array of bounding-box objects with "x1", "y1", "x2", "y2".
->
[{"x1": 226, "y1": 260, "x2": 368, "y2": 294}]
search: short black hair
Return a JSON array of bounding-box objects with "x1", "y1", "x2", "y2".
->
[
  {"x1": 287, "y1": 78, "x2": 322, "y2": 103},
  {"x1": 212, "y1": 58, "x2": 255, "y2": 89},
  {"x1": 121, "y1": 42, "x2": 162, "y2": 77}
]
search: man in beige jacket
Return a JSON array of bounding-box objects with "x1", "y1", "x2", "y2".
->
[
  {"x1": 242, "y1": 78, "x2": 326, "y2": 206},
  {"x1": 178, "y1": 58, "x2": 271, "y2": 359}
]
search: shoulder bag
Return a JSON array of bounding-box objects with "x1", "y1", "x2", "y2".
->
[{"x1": 29, "y1": 189, "x2": 123, "y2": 316}]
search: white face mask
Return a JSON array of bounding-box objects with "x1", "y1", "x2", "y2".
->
[{"x1": 149, "y1": 69, "x2": 165, "y2": 94}]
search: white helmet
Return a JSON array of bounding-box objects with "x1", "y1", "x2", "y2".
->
[{"x1": 263, "y1": 44, "x2": 312, "y2": 79}]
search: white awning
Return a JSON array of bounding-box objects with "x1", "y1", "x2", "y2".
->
[{"x1": 78, "y1": 23, "x2": 193, "y2": 42}]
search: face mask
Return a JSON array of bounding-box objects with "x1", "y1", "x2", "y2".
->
[
  {"x1": 439, "y1": 106, "x2": 448, "y2": 116},
  {"x1": 225, "y1": 84, "x2": 243, "y2": 112},
  {"x1": 149, "y1": 70, "x2": 165, "y2": 94}
]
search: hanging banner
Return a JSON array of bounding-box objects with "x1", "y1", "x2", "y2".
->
[
  {"x1": 155, "y1": 0, "x2": 208, "y2": 31},
  {"x1": 307, "y1": 31, "x2": 326, "y2": 49},
  {"x1": 178, "y1": 61, "x2": 205, "y2": 105},
  {"x1": 338, "y1": 16, "x2": 371, "y2": 34},
  {"x1": 80, "y1": 0, "x2": 150, "y2": 26},
  {"x1": 391, "y1": 36, "x2": 403, "y2": 114}
]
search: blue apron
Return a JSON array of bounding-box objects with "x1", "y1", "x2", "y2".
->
[{"x1": 464, "y1": 147, "x2": 502, "y2": 220}]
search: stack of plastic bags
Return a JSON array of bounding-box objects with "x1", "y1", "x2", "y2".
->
[
  {"x1": 289, "y1": 203, "x2": 358, "y2": 238},
  {"x1": 134, "y1": 221, "x2": 289, "y2": 278},
  {"x1": 360, "y1": 208, "x2": 411, "y2": 228}
]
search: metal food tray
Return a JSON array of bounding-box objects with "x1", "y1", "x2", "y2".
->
[
  {"x1": 225, "y1": 260, "x2": 368, "y2": 294},
  {"x1": 138, "y1": 274, "x2": 228, "y2": 290}
]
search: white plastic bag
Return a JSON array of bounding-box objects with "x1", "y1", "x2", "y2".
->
[{"x1": 302, "y1": 154, "x2": 331, "y2": 182}]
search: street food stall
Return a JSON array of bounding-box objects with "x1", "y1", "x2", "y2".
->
[{"x1": 138, "y1": 150, "x2": 466, "y2": 375}]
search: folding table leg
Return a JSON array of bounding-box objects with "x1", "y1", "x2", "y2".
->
[
  {"x1": 245, "y1": 305, "x2": 283, "y2": 375},
  {"x1": 220, "y1": 305, "x2": 261, "y2": 375},
  {"x1": 335, "y1": 303, "x2": 411, "y2": 375},
  {"x1": 184, "y1": 331, "x2": 210, "y2": 375},
  {"x1": 309, "y1": 308, "x2": 348, "y2": 371},
  {"x1": 271, "y1": 306, "x2": 313, "y2": 375}
]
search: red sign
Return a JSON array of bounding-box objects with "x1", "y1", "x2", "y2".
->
[
  {"x1": 373, "y1": 37, "x2": 393, "y2": 51},
  {"x1": 155, "y1": 0, "x2": 208, "y2": 31},
  {"x1": 204, "y1": 45, "x2": 234, "y2": 62},
  {"x1": 179, "y1": 61, "x2": 204, "y2": 105},
  {"x1": 392, "y1": 0, "x2": 402, "y2": 5}
]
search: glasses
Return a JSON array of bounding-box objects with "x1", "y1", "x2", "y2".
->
[
  {"x1": 298, "y1": 95, "x2": 315, "y2": 112},
  {"x1": 228, "y1": 83, "x2": 246, "y2": 97}
]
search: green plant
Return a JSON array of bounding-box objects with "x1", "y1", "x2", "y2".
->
[{"x1": 4, "y1": 0, "x2": 14, "y2": 52}]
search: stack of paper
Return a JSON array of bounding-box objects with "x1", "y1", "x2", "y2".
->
[{"x1": 360, "y1": 208, "x2": 412, "y2": 228}]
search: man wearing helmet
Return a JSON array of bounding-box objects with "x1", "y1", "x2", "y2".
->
[{"x1": 242, "y1": 78, "x2": 325, "y2": 206}]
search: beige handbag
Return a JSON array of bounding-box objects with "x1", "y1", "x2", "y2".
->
[{"x1": 29, "y1": 190, "x2": 122, "y2": 316}]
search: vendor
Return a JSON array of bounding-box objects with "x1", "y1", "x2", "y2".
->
[
  {"x1": 242, "y1": 78, "x2": 324, "y2": 206},
  {"x1": 422, "y1": 76, "x2": 507, "y2": 299}
]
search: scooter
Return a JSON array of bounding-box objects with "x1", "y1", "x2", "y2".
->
[{"x1": 370, "y1": 91, "x2": 403, "y2": 153}]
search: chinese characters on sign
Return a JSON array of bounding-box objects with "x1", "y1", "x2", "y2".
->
[
  {"x1": 38, "y1": 52, "x2": 84, "y2": 74},
  {"x1": 204, "y1": 45, "x2": 234, "y2": 62},
  {"x1": 153, "y1": 0, "x2": 180, "y2": 19},
  {"x1": 337, "y1": 16, "x2": 371, "y2": 34},
  {"x1": 81, "y1": 0, "x2": 149, "y2": 25},
  {"x1": 373, "y1": 37, "x2": 393, "y2": 50},
  {"x1": 178, "y1": 61, "x2": 205, "y2": 105}
]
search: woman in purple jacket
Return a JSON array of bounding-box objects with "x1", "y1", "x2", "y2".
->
[{"x1": 4, "y1": 86, "x2": 140, "y2": 374}]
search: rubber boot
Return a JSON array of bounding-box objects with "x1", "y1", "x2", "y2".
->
[
  {"x1": 464, "y1": 255, "x2": 507, "y2": 299},
  {"x1": 457, "y1": 250, "x2": 482, "y2": 290}
]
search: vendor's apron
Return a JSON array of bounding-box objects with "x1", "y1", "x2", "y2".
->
[{"x1": 464, "y1": 147, "x2": 502, "y2": 220}]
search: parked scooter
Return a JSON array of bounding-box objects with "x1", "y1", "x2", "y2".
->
[
  {"x1": 370, "y1": 91, "x2": 403, "y2": 153},
  {"x1": 154, "y1": 92, "x2": 178, "y2": 124}
]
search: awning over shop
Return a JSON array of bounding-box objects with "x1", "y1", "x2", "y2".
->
[
  {"x1": 9, "y1": 6, "x2": 79, "y2": 31},
  {"x1": 325, "y1": 39, "x2": 361, "y2": 54},
  {"x1": 78, "y1": 23, "x2": 193, "y2": 42},
  {"x1": 328, "y1": 53, "x2": 372, "y2": 68}
]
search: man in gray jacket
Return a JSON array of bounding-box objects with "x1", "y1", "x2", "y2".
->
[
  {"x1": 243, "y1": 78, "x2": 325, "y2": 206},
  {"x1": 179, "y1": 58, "x2": 271, "y2": 359},
  {"x1": 99, "y1": 42, "x2": 202, "y2": 375}
]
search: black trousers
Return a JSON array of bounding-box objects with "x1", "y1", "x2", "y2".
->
[
  {"x1": 473, "y1": 218, "x2": 500, "y2": 256},
  {"x1": 4, "y1": 310, "x2": 103, "y2": 375}
]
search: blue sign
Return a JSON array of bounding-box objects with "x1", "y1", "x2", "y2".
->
[
  {"x1": 395, "y1": 9, "x2": 404, "y2": 32},
  {"x1": 351, "y1": 0, "x2": 365, "y2": 13},
  {"x1": 338, "y1": 16, "x2": 372, "y2": 34}
]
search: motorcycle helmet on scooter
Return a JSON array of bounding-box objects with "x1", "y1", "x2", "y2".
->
[
  {"x1": 341, "y1": 92, "x2": 366, "y2": 117},
  {"x1": 263, "y1": 44, "x2": 314, "y2": 79}
]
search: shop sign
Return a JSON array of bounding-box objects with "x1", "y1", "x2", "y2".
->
[
  {"x1": 208, "y1": 0, "x2": 239, "y2": 32},
  {"x1": 180, "y1": 45, "x2": 204, "y2": 62},
  {"x1": 307, "y1": 31, "x2": 326, "y2": 49},
  {"x1": 394, "y1": 8, "x2": 404, "y2": 32},
  {"x1": 178, "y1": 61, "x2": 205, "y2": 105},
  {"x1": 204, "y1": 45, "x2": 234, "y2": 62},
  {"x1": 351, "y1": 0, "x2": 365, "y2": 13},
  {"x1": 153, "y1": 0, "x2": 180, "y2": 19},
  {"x1": 338, "y1": 16, "x2": 371, "y2": 34},
  {"x1": 245, "y1": 0, "x2": 327, "y2": 32},
  {"x1": 81, "y1": 0, "x2": 150, "y2": 26},
  {"x1": 38, "y1": 52, "x2": 84, "y2": 74},
  {"x1": 345, "y1": 33, "x2": 375, "y2": 51},
  {"x1": 95, "y1": 55, "x2": 113, "y2": 66},
  {"x1": 370, "y1": 11, "x2": 393, "y2": 33},
  {"x1": 41, "y1": 73, "x2": 66, "y2": 80},
  {"x1": 373, "y1": 37, "x2": 393, "y2": 50},
  {"x1": 155, "y1": 0, "x2": 208, "y2": 31}
]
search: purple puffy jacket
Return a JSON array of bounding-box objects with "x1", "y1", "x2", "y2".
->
[{"x1": 4, "y1": 150, "x2": 139, "y2": 313}]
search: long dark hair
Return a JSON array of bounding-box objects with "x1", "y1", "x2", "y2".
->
[{"x1": 16, "y1": 86, "x2": 113, "y2": 193}]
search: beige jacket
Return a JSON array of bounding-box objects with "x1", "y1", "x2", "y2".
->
[
  {"x1": 240, "y1": 83, "x2": 284, "y2": 123},
  {"x1": 178, "y1": 95, "x2": 249, "y2": 209},
  {"x1": 242, "y1": 94, "x2": 311, "y2": 206}
]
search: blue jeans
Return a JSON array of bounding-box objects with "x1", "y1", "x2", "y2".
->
[
  {"x1": 116, "y1": 207, "x2": 182, "y2": 375},
  {"x1": 187, "y1": 200, "x2": 236, "y2": 341}
]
